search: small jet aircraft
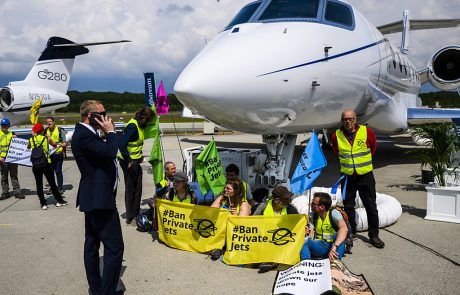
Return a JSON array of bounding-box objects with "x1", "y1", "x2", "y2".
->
[
  {"x1": 174, "y1": 0, "x2": 460, "y2": 186},
  {"x1": 0, "y1": 36, "x2": 130, "y2": 125}
]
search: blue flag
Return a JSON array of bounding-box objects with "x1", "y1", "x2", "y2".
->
[
  {"x1": 290, "y1": 131, "x2": 327, "y2": 194},
  {"x1": 144, "y1": 73, "x2": 156, "y2": 106}
]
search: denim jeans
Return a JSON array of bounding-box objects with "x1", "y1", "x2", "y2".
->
[{"x1": 300, "y1": 235, "x2": 345, "y2": 260}]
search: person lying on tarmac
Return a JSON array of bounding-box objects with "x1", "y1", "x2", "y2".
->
[
  {"x1": 211, "y1": 178, "x2": 250, "y2": 216},
  {"x1": 208, "y1": 179, "x2": 250, "y2": 260},
  {"x1": 300, "y1": 192, "x2": 348, "y2": 261},
  {"x1": 253, "y1": 185, "x2": 298, "y2": 273},
  {"x1": 161, "y1": 171, "x2": 197, "y2": 204}
]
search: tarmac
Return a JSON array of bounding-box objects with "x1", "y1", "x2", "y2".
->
[{"x1": 0, "y1": 132, "x2": 459, "y2": 295}]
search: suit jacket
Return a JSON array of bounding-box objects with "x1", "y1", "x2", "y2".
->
[{"x1": 72, "y1": 123, "x2": 119, "y2": 212}]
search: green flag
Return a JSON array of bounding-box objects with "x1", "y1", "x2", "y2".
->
[
  {"x1": 195, "y1": 138, "x2": 226, "y2": 195},
  {"x1": 147, "y1": 104, "x2": 163, "y2": 184}
]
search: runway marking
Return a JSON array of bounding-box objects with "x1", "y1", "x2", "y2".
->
[{"x1": 0, "y1": 224, "x2": 12, "y2": 227}]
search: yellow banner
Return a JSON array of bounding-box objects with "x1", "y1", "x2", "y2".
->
[
  {"x1": 223, "y1": 215, "x2": 307, "y2": 265},
  {"x1": 29, "y1": 98, "x2": 42, "y2": 124},
  {"x1": 156, "y1": 199, "x2": 230, "y2": 253}
]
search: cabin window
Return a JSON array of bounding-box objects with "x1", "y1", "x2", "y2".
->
[
  {"x1": 225, "y1": 1, "x2": 261, "y2": 29},
  {"x1": 324, "y1": 1, "x2": 353, "y2": 27},
  {"x1": 259, "y1": 0, "x2": 320, "y2": 20}
]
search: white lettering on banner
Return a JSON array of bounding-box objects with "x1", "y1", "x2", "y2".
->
[
  {"x1": 273, "y1": 259, "x2": 332, "y2": 295},
  {"x1": 5, "y1": 138, "x2": 32, "y2": 167}
]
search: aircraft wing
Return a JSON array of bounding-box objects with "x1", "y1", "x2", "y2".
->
[
  {"x1": 407, "y1": 107, "x2": 460, "y2": 119},
  {"x1": 377, "y1": 19, "x2": 460, "y2": 35}
]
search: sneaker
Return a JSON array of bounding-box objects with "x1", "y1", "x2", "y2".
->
[
  {"x1": 15, "y1": 193, "x2": 25, "y2": 199},
  {"x1": 370, "y1": 236, "x2": 385, "y2": 248},
  {"x1": 42, "y1": 205, "x2": 48, "y2": 210},
  {"x1": 209, "y1": 249, "x2": 223, "y2": 261},
  {"x1": 258, "y1": 263, "x2": 278, "y2": 273},
  {"x1": 56, "y1": 200, "x2": 68, "y2": 207}
]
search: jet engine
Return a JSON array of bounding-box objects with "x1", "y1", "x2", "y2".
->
[
  {"x1": 0, "y1": 87, "x2": 14, "y2": 111},
  {"x1": 427, "y1": 46, "x2": 460, "y2": 91}
]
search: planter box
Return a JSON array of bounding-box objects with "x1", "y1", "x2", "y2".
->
[{"x1": 425, "y1": 184, "x2": 460, "y2": 223}]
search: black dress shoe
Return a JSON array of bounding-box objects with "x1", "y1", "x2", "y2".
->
[{"x1": 370, "y1": 236, "x2": 385, "y2": 248}]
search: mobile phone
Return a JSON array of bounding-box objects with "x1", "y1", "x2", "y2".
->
[{"x1": 89, "y1": 112, "x2": 104, "y2": 126}]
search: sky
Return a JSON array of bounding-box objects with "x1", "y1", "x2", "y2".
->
[{"x1": 0, "y1": 0, "x2": 458, "y2": 94}]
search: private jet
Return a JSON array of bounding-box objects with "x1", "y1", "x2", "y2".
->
[
  {"x1": 174, "y1": 0, "x2": 460, "y2": 187},
  {"x1": 0, "y1": 36, "x2": 130, "y2": 125}
]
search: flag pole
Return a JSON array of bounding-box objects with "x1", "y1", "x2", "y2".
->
[
  {"x1": 158, "y1": 116, "x2": 166, "y2": 162},
  {"x1": 169, "y1": 111, "x2": 185, "y2": 169}
]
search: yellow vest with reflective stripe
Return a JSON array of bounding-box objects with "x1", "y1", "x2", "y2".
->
[
  {"x1": 29, "y1": 134, "x2": 51, "y2": 163},
  {"x1": 0, "y1": 130, "x2": 13, "y2": 158},
  {"x1": 314, "y1": 210, "x2": 336, "y2": 243},
  {"x1": 336, "y1": 126, "x2": 373, "y2": 175},
  {"x1": 119, "y1": 118, "x2": 144, "y2": 160},
  {"x1": 263, "y1": 199, "x2": 287, "y2": 216},
  {"x1": 46, "y1": 127, "x2": 63, "y2": 154},
  {"x1": 173, "y1": 194, "x2": 192, "y2": 204}
]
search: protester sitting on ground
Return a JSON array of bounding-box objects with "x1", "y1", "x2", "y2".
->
[
  {"x1": 159, "y1": 171, "x2": 198, "y2": 204},
  {"x1": 225, "y1": 164, "x2": 256, "y2": 206},
  {"x1": 300, "y1": 192, "x2": 348, "y2": 261},
  {"x1": 211, "y1": 178, "x2": 250, "y2": 216},
  {"x1": 208, "y1": 179, "x2": 250, "y2": 260},
  {"x1": 28, "y1": 123, "x2": 67, "y2": 210},
  {"x1": 253, "y1": 185, "x2": 298, "y2": 273},
  {"x1": 155, "y1": 161, "x2": 176, "y2": 198}
]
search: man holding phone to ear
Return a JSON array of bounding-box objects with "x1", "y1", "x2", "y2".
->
[{"x1": 72, "y1": 100, "x2": 124, "y2": 295}]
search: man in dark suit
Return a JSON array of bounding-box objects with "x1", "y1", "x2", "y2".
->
[{"x1": 72, "y1": 100, "x2": 124, "y2": 295}]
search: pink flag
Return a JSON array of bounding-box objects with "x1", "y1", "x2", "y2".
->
[{"x1": 155, "y1": 81, "x2": 169, "y2": 115}]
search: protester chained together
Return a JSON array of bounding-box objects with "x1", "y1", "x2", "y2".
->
[
  {"x1": 0, "y1": 118, "x2": 23, "y2": 200},
  {"x1": 45, "y1": 116, "x2": 67, "y2": 194},
  {"x1": 72, "y1": 100, "x2": 124, "y2": 295},
  {"x1": 331, "y1": 109, "x2": 385, "y2": 249},
  {"x1": 28, "y1": 123, "x2": 67, "y2": 210},
  {"x1": 118, "y1": 106, "x2": 154, "y2": 225}
]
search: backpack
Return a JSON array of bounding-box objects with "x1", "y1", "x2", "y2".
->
[
  {"x1": 30, "y1": 137, "x2": 47, "y2": 168},
  {"x1": 314, "y1": 206, "x2": 354, "y2": 254}
]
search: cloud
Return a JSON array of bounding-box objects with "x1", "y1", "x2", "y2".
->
[{"x1": 0, "y1": 0, "x2": 458, "y2": 93}]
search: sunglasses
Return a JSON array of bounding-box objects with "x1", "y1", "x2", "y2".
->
[{"x1": 91, "y1": 111, "x2": 107, "y2": 117}]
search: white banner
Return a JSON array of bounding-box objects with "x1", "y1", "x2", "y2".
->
[
  {"x1": 273, "y1": 259, "x2": 332, "y2": 295},
  {"x1": 5, "y1": 138, "x2": 32, "y2": 167}
]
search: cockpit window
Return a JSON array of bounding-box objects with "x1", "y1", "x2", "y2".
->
[
  {"x1": 225, "y1": 1, "x2": 261, "y2": 29},
  {"x1": 324, "y1": 1, "x2": 353, "y2": 27},
  {"x1": 259, "y1": 0, "x2": 320, "y2": 21}
]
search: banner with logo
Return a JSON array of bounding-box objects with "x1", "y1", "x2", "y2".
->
[
  {"x1": 156, "y1": 199, "x2": 230, "y2": 253},
  {"x1": 273, "y1": 259, "x2": 332, "y2": 295},
  {"x1": 144, "y1": 72, "x2": 156, "y2": 106},
  {"x1": 223, "y1": 215, "x2": 307, "y2": 265}
]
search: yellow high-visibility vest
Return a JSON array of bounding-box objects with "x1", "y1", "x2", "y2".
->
[
  {"x1": 46, "y1": 127, "x2": 63, "y2": 154},
  {"x1": 263, "y1": 199, "x2": 287, "y2": 216},
  {"x1": 0, "y1": 130, "x2": 13, "y2": 158},
  {"x1": 119, "y1": 118, "x2": 144, "y2": 160},
  {"x1": 336, "y1": 126, "x2": 373, "y2": 175},
  {"x1": 314, "y1": 210, "x2": 336, "y2": 243}
]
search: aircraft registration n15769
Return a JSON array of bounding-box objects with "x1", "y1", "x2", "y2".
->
[{"x1": 175, "y1": 0, "x2": 459, "y2": 186}]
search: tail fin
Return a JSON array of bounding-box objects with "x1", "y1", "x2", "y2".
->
[
  {"x1": 15, "y1": 36, "x2": 131, "y2": 94},
  {"x1": 20, "y1": 37, "x2": 88, "y2": 94}
]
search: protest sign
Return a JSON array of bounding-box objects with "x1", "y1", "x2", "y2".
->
[
  {"x1": 5, "y1": 138, "x2": 32, "y2": 166},
  {"x1": 273, "y1": 259, "x2": 332, "y2": 295},
  {"x1": 223, "y1": 215, "x2": 307, "y2": 265},
  {"x1": 195, "y1": 138, "x2": 226, "y2": 195},
  {"x1": 156, "y1": 199, "x2": 229, "y2": 253}
]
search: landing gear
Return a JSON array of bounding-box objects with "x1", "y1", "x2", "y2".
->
[{"x1": 256, "y1": 134, "x2": 297, "y2": 188}]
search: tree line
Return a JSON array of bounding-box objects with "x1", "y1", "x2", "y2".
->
[
  {"x1": 60, "y1": 91, "x2": 184, "y2": 113},
  {"x1": 59, "y1": 90, "x2": 458, "y2": 113}
]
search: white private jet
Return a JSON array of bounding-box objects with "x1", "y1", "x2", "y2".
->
[
  {"x1": 0, "y1": 36, "x2": 130, "y2": 125},
  {"x1": 174, "y1": 0, "x2": 459, "y2": 186}
]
